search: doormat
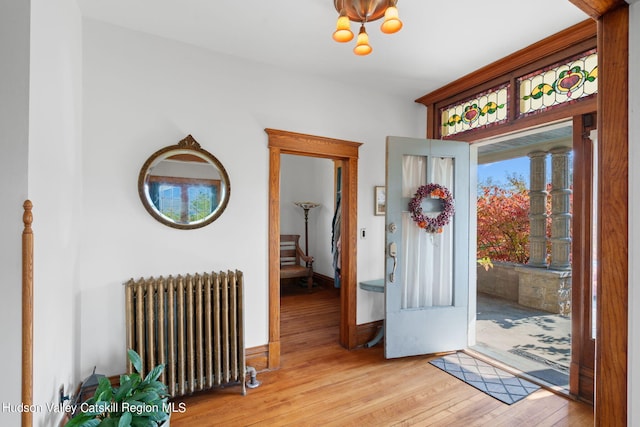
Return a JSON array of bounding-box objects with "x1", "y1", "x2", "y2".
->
[{"x1": 429, "y1": 352, "x2": 540, "y2": 405}]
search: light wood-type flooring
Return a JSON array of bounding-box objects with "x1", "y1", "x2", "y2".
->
[{"x1": 171, "y1": 284, "x2": 593, "y2": 426}]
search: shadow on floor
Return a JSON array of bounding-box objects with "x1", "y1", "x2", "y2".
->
[{"x1": 474, "y1": 292, "x2": 571, "y2": 389}]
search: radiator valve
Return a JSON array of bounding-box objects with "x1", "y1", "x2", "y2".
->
[{"x1": 245, "y1": 366, "x2": 261, "y2": 389}]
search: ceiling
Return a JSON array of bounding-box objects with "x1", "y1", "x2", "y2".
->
[
  {"x1": 477, "y1": 122, "x2": 573, "y2": 164},
  {"x1": 77, "y1": 0, "x2": 589, "y2": 101}
]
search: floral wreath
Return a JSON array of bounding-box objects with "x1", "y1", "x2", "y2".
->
[{"x1": 408, "y1": 183, "x2": 455, "y2": 234}]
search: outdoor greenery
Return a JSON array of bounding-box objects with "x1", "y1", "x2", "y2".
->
[
  {"x1": 477, "y1": 174, "x2": 531, "y2": 264},
  {"x1": 189, "y1": 189, "x2": 213, "y2": 222}
]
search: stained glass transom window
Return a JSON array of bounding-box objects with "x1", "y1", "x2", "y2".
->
[
  {"x1": 518, "y1": 49, "x2": 597, "y2": 117},
  {"x1": 440, "y1": 84, "x2": 509, "y2": 137}
]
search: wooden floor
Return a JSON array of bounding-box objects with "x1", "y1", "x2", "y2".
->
[{"x1": 171, "y1": 285, "x2": 593, "y2": 426}]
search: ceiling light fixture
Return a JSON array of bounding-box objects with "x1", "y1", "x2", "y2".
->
[{"x1": 332, "y1": 0, "x2": 403, "y2": 56}]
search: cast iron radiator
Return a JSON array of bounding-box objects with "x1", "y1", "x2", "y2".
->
[{"x1": 124, "y1": 270, "x2": 249, "y2": 396}]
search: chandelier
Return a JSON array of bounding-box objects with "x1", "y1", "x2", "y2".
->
[{"x1": 332, "y1": 0, "x2": 403, "y2": 56}]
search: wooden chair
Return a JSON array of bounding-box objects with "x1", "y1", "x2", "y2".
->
[{"x1": 280, "y1": 234, "x2": 314, "y2": 290}]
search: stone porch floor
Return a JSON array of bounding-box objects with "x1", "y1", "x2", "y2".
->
[{"x1": 474, "y1": 292, "x2": 571, "y2": 389}]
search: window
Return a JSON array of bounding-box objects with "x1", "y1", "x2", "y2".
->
[
  {"x1": 441, "y1": 84, "x2": 509, "y2": 137},
  {"x1": 148, "y1": 175, "x2": 220, "y2": 224},
  {"x1": 518, "y1": 49, "x2": 597, "y2": 118}
]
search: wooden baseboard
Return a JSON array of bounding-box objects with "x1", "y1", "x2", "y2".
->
[
  {"x1": 246, "y1": 344, "x2": 270, "y2": 372},
  {"x1": 312, "y1": 272, "x2": 335, "y2": 289},
  {"x1": 355, "y1": 320, "x2": 384, "y2": 348}
]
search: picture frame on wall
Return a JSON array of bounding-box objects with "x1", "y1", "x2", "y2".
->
[{"x1": 374, "y1": 186, "x2": 385, "y2": 216}]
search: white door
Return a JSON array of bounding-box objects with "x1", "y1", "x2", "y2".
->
[{"x1": 384, "y1": 136, "x2": 471, "y2": 359}]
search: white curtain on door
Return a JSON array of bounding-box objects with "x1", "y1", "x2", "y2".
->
[{"x1": 401, "y1": 155, "x2": 454, "y2": 309}]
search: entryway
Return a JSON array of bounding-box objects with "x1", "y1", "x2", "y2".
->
[{"x1": 471, "y1": 119, "x2": 596, "y2": 398}]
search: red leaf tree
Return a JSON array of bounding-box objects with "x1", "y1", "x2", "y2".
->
[{"x1": 477, "y1": 175, "x2": 531, "y2": 264}]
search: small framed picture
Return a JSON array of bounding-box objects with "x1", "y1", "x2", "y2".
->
[{"x1": 374, "y1": 186, "x2": 386, "y2": 216}]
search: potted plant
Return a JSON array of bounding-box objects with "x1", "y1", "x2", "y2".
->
[{"x1": 66, "y1": 349, "x2": 170, "y2": 427}]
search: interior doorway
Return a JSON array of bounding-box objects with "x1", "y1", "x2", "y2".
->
[
  {"x1": 266, "y1": 129, "x2": 362, "y2": 369},
  {"x1": 278, "y1": 153, "x2": 343, "y2": 358},
  {"x1": 280, "y1": 154, "x2": 340, "y2": 293}
]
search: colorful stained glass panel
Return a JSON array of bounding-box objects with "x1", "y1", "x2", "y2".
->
[
  {"x1": 441, "y1": 84, "x2": 509, "y2": 137},
  {"x1": 518, "y1": 49, "x2": 597, "y2": 117}
]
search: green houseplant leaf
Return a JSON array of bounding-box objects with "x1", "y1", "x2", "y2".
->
[
  {"x1": 66, "y1": 349, "x2": 169, "y2": 427},
  {"x1": 118, "y1": 411, "x2": 132, "y2": 427},
  {"x1": 143, "y1": 364, "x2": 164, "y2": 383},
  {"x1": 65, "y1": 416, "x2": 101, "y2": 427},
  {"x1": 99, "y1": 419, "x2": 119, "y2": 427},
  {"x1": 127, "y1": 349, "x2": 143, "y2": 374}
]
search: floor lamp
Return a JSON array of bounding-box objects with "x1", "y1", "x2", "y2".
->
[{"x1": 294, "y1": 201, "x2": 320, "y2": 259}]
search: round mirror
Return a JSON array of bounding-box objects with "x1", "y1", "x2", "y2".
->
[{"x1": 138, "y1": 135, "x2": 230, "y2": 229}]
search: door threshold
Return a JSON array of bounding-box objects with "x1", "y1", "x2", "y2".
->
[{"x1": 464, "y1": 347, "x2": 574, "y2": 400}]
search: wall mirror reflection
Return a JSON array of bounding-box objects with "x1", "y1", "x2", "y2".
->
[{"x1": 138, "y1": 135, "x2": 230, "y2": 229}]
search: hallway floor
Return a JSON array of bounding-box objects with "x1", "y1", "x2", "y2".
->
[{"x1": 171, "y1": 285, "x2": 592, "y2": 426}]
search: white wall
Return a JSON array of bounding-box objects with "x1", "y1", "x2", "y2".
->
[
  {"x1": 628, "y1": 2, "x2": 639, "y2": 426},
  {"x1": 0, "y1": 1, "x2": 31, "y2": 426},
  {"x1": 356, "y1": 133, "x2": 388, "y2": 324},
  {"x1": 29, "y1": 0, "x2": 83, "y2": 425},
  {"x1": 0, "y1": 1, "x2": 83, "y2": 426},
  {"x1": 80, "y1": 19, "x2": 423, "y2": 377}
]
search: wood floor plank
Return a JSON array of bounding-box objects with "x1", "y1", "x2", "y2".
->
[{"x1": 170, "y1": 286, "x2": 593, "y2": 426}]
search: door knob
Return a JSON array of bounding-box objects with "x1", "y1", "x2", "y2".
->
[{"x1": 389, "y1": 242, "x2": 397, "y2": 283}]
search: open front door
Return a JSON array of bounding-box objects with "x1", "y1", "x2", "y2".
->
[{"x1": 385, "y1": 136, "x2": 471, "y2": 359}]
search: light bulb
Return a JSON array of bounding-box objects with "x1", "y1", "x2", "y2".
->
[
  {"x1": 353, "y1": 25, "x2": 372, "y2": 56},
  {"x1": 380, "y1": 6, "x2": 403, "y2": 34},
  {"x1": 332, "y1": 11, "x2": 354, "y2": 42}
]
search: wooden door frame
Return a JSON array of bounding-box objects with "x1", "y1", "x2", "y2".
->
[
  {"x1": 266, "y1": 129, "x2": 362, "y2": 369},
  {"x1": 570, "y1": 112, "x2": 597, "y2": 403},
  {"x1": 569, "y1": 1, "x2": 629, "y2": 424},
  {"x1": 589, "y1": 3, "x2": 628, "y2": 425}
]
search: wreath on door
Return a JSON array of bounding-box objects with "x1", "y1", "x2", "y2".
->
[{"x1": 408, "y1": 183, "x2": 455, "y2": 234}]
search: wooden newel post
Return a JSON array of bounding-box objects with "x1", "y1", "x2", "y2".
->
[{"x1": 22, "y1": 200, "x2": 33, "y2": 427}]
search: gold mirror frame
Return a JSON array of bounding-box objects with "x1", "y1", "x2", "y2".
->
[{"x1": 138, "y1": 135, "x2": 230, "y2": 229}]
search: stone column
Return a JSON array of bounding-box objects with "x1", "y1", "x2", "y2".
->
[
  {"x1": 549, "y1": 147, "x2": 572, "y2": 270},
  {"x1": 528, "y1": 151, "x2": 548, "y2": 267}
]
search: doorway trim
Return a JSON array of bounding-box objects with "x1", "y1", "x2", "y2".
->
[{"x1": 266, "y1": 128, "x2": 362, "y2": 369}]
